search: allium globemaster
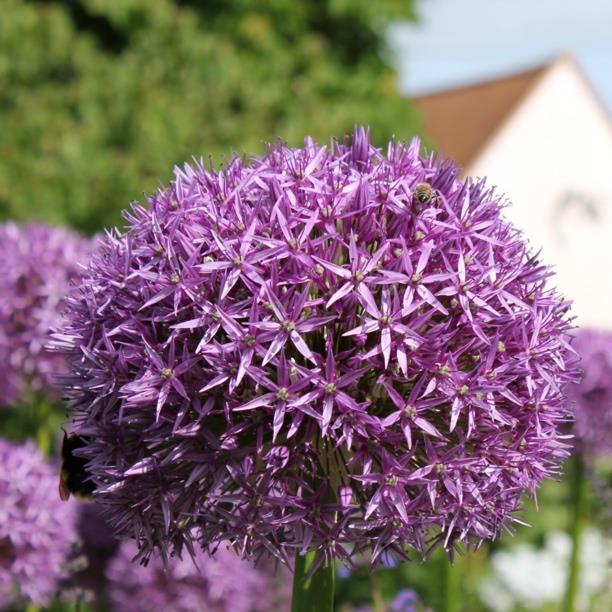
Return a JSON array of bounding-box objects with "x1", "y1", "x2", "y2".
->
[
  {"x1": 107, "y1": 541, "x2": 286, "y2": 612},
  {"x1": 0, "y1": 439, "x2": 77, "y2": 607},
  {"x1": 53, "y1": 127, "x2": 579, "y2": 568},
  {"x1": 0, "y1": 223, "x2": 92, "y2": 406},
  {"x1": 567, "y1": 329, "x2": 612, "y2": 457}
]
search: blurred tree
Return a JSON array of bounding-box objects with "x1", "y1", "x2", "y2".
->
[{"x1": 0, "y1": 0, "x2": 418, "y2": 233}]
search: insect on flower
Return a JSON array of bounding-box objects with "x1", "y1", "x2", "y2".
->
[
  {"x1": 414, "y1": 181, "x2": 436, "y2": 204},
  {"x1": 59, "y1": 430, "x2": 95, "y2": 501}
]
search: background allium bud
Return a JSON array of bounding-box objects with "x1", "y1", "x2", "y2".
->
[
  {"x1": 54, "y1": 127, "x2": 578, "y2": 567},
  {"x1": 0, "y1": 223, "x2": 92, "y2": 406},
  {"x1": 0, "y1": 438, "x2": 77, "y2": 607},
  {"x1": 567, "y1": 329, "x2": 612, "y2": 457},
  {"x1": 107, "y1": 542, "x2": 283, "y2": 612}
]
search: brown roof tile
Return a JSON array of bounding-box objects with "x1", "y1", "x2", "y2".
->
[{"x1": 414, "y1": 65, "x2": 549, "y2": 168}]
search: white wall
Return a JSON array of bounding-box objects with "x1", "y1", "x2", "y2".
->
[{"x1": 469, "y1": 58, "x2": 612, "y2": 329}]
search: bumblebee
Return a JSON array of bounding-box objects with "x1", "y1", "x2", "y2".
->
[
  {"x1": 414, "y1": 181, "x2": 436, "y2": 204},
  {"x1": 59, "y1": 430, "x2": 96, "y2": 501}
]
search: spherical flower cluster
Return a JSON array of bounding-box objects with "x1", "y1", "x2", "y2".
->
[
  {"x1": 567, "y1": 329, "x2": 612, "y2": 456},
  {"x1": 107, "y1": 541, "x2": 281, "y2": 612},
  {"x1": 0, "y1": 222, "x2": 92, "y2": 406},
  {"x1": 53, "y1": 127, "x2": 578, "y2": 567},
  {"x1": 0, "y1": 438, "x2": 77, "y2": 607}
]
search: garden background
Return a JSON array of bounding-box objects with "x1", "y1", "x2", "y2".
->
[{"x1": 0, "y1": 1, "x2": 610, "y2": 610}]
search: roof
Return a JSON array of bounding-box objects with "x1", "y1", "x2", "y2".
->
[{"x1": 414, "y1": 63, "x2": 550, "y2": 168}]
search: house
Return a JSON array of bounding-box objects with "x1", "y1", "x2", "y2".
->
[{"x1": 414, "y1": 55, "x2": 612, "y2": 330}]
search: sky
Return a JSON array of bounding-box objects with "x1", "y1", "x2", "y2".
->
[{"x1": 389, "y1": 0, "x2": 612, "y2": 109}]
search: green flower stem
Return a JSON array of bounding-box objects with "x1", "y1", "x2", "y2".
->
[
  {"x1": 369, "y1": 571, "x2": 385, "y2": 612},
  {"x1": 442, "y1": 554, "x2": 460, "y2": 612},
  {"x1": 35, "y1": 400, "x2": 51, "y2": 455},
  {"x1": 563, "y1": 453, "x2": 587, "y2": 612},
  {"x1": 291, "y1": 550, "x2": 335, "y2": 612}
]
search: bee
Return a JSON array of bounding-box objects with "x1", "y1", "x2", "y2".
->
[
  {"x1": 414, "y1": 182, "x2": 436, "y2": 204},
  {"x1": 59, "y1": 430, "x2": 96, "y2": 501}
]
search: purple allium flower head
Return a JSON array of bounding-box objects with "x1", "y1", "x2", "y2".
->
[
  {"x1": 53, "y1": 127, "x2": 578, "y2": 568},
  {"x1": 567, "y1": 329, "x2": 612, "y2": 456},
  {"x1": 107, "y1": 541, "x2": 282, "y2": 612},
  {"x1": 0, "y1": 222, "x2": 92, "y2": 406},
  {"x1": 0, "y1": 438, "x2": 77, "y2": 607}
]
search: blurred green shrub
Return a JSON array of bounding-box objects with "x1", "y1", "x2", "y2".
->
[{"x1": 0, "y1": 0, "x2": 418, "y2": 233}]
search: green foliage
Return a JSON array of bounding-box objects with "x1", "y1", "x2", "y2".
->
[
  {"x1": 0, "y1": 0, "x2": 418, "y2": 233},
  {"x1": 0, "y1": 395, "x2": 65, "y2": 455}
]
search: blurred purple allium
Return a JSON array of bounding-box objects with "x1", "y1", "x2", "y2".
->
[
  {"x1": 346, "y1": 589, "x2": 418, "y2": 612},
  {"x1": 61, "y1": 502, "x2": 120, "y2": 607},
  {"x1": 567, "y1": 329, "x2": 612, "y2": 456},
  {"x1": 76, "y1": 502, "x2": 120, "y2": 560},
  {"x1": 389, "y1": 588, "x2": 418, "y2": 612},
  {"x1": 0, "y1": 222, "x2": 92, "y2": 405},
  {"x1": 107, "y1": 541, "x2": 282, "y2": 612},
  {"x1": 0, "y1": 438, "x2": 77, "y2": 607},
  {"x1": 53, "y1": 127, "x2": 578, "y2": 568}
]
